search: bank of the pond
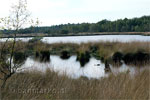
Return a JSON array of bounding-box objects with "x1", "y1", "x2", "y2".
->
[
  {"x1": 1, "y1": 32, "x2": 150, "y2": 38},
  {"x1": 1, "y1": 68, "x2": 149, "y2": 99}
]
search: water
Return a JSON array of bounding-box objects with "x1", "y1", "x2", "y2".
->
[
  {"x1": 1, "y1": 35, "x2": 149, "y2": 79},
  {"x1": 1, "y1": 35, "x2": 150, "y2": 44},
  {"x1": 18, "y1": 55, "x2": 145, "y2": 79},
  {"x1": 42, "y1": 35, "x2": 150, "y2": 44}
]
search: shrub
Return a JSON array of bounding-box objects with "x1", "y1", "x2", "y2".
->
[
  {"x1": 133, "y1": 51, "x2": 150, "y2": 64},
  {"x1": 35, "y1": 50, "x2": 50, "y2": 62},
  {"x1": 112, "y1": 52, "x2": 123, "y2": 65},
  {"x1": 60, "y1": 50, "x2": 70, "y2": 59},
  {"x1": 40, "y1": 51, "x2": 50, "y2": 62},
  {"x1": 123, "y1": 53, "x2": 134, "y2": 64},
  {"x1": 123, "y1": 51, "x2": 150, "y2": 65},
  {"x1": 13, "y1": 52, "x2": 26, "y2": 64},
  {"x1": 76, "y1": 51, "x2": 90, "y2": 67}
]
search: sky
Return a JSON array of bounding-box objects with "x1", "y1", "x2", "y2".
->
[{"x1": 0, "y1": 0, "x2": 149, "y2": 26}]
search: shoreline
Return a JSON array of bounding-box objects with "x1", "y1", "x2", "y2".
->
[{"x1": 1, "y1": 32, "x2": 150, "y2": 38}]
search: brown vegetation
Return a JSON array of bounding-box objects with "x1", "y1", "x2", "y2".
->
[
  {"x1": 0, "y1": 41, "x2": 150, "y2": 99},
  {"x1": 0, "y1": 68, "x2": 149, "y2": 99},
  {"x1": 1, "y1": 41, "x2": 150, "y2": 65},
  {"x1": 1, "y1": 41, "x2": 149, "y2": 55}
]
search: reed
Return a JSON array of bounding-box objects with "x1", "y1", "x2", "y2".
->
[{"x1": 0, "y1": 67, "x2": 149, "y2": 99}]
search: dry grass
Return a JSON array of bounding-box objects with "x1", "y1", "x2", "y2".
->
[
  {"x1": 49, "y1": 41, "x2": 150, "y2": 56},
  {"x1": 77, "y1": 41, "x2": 150, "y2": 60},
  {"x1": 0, "y1": 41, "x2": 150, "y2": 99},
  {"x1": 0, "y1": 41, "x2": 149, "y2": 55},
  {"x1": 1, "y1": 68, "x2": 149, "y2": 100}
]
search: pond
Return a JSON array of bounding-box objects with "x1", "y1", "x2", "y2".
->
[
  {"x1": 2, "y1": 35, "x2": 150, "y2": 79},
  {"x1": 18, "y1": 55, "x2": 147, "y2": 79},
  {"x1": 1, "y1": 35, "x2": 150, "y2": 44}
]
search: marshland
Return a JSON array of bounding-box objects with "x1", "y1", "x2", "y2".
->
[
  {"x1": 0, "y1": 0, "x2": 150, "y2": 99},
  {"x1": 0, "y1": 36, "x2": 150, "y2": 99}
]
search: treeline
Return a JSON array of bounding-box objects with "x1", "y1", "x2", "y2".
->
[{"x1": 1, "y1": 16, "x2": 150, "y2": 35}]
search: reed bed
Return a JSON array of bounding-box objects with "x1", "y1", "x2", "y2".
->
[{"x1": 0, "y1": 68, "x2": 149, "y2": 100}]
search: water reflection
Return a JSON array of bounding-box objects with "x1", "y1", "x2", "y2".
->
[{"x1": 19, "y1": 55, "x2": 147, "y2": 79}]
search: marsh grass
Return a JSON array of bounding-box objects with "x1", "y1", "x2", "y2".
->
[
  {"x1": 0, "y1": 41, "x2": 150, "y2": 99},
  {"x1": 0, "y1": 67, "x2": 149, "y2": 100},
  {"x1": 1, "y1": 41, "x2": 149, "y2": 66},
  {"x1": 1, "y1": 41, "x2": 149, "y2": 55}
]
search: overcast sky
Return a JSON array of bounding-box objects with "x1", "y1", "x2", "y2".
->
[{"x1": 0, "y1": 0, "x2": 149, "y2": 26}]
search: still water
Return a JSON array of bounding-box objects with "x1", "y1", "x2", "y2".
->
[
  {"x1": 2, "y1": 35, "x2": 149, "y2": 79},
  {"x1": 18, "y1": 55, "x2": 146, "y2": 79},
  {"x1": 1, "y1": 35, "x2": 150, "y2": 44}
]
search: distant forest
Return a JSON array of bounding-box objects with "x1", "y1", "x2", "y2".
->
[{"x1": 1, "y1": 16, "x2": 150, "y2": 35}]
